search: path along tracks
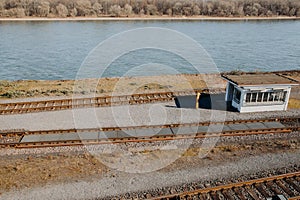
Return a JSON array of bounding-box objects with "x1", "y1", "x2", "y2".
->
[
  {"x1": 0, "y1": 117, "x2": 299, "y2": 149},
  {"x1": 151, "y1": 171, "x2": 300, "y2": 200},
  {"x1": 0, "y1": 89, "x2": 211, "y2": 115},
  {"x1": 0, "y1": 90, "x2": 298, "y2": 149}
]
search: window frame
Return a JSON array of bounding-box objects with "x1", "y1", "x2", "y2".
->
[
  {"x1": 244, "y1": 90, "x2": 286, "y2": 105},
  {"x1": 233, "y1": 87, "x2": 241, "y2": 104}
]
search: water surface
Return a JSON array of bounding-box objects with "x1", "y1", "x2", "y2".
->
[{"x1": 0, "y1": 20, "x2": 299, "y2": 80}]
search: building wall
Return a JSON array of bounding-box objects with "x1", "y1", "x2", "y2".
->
[
  {"x1": 239, "y1": 104, "x2": 286, "y2": 113},
  {"x1": 226, "y1": 82, "x2": 292, "y2": 113},
  {"x1": 225, "y1": 82, "x2": 234, "y2": 102},
  {"x1": 284, "y1": 87, "x2": 291, "y2": 110}
]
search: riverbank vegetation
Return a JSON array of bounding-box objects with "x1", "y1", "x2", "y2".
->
[
  {"x1": 0, "y1": 74, "x2": 212, "y2": 98},
  {"x1": 0, "y1": 0, "x2": 299, "y2": 18}
]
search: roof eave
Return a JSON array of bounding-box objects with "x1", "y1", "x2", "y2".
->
[{"x1": 240, "y1": 83, "x2": 299, "y2": 87}]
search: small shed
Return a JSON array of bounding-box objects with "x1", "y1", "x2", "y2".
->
[{"x1": 222, "y1": 73, "x2": 298, "y2": 113}]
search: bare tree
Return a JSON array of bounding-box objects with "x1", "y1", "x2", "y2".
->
[
  {"x1": 139, "y1": 8, "x2": 145, "y2": 15},
  {"x1": 202, "y1": 1, "x2": 214, "y2": 16},
  {"x1": 297, "y1": 9, "x2": 300, "y2": 16},
  {"x1": 245, "y1": 2, "x2": 261, "y2": 16},
  {"x1": 146, "y1": 4, "x2": 157, "y2": 15},
  {"x1": 173, "y1": 2, "x2": 182, "y2": 15},
  {"x1": 69, "y1": 7, "x2": 78, "y2": 17},
  {"x1": 7, "y1": 8, "x2": 26, "y2": 17},
  {"x1": 234, "y1": 3, "x2": 244, "y2": 16},
  {"x1": 92, "y1": 2, "x2": 103, "y2": 16},
  {"x1": 20, "y1": 0, "x2": 32, "y2": 16},
  {"x1": 109, "y1": 4, "x2": 121, "y2": 17},
  {"x1": 166, "y1": 8, "x2": 172, "y2": 16},
  {"x1": 183, "y1": 6, "x2": 192, "y2": 16},
  {"x1": 99, "y1": 0, "x2": 110, "y2": 15},
  {"x1": 159, "y1": 0, "x2": 173, "y2": 15},
  {"x1": 75, "y1": 0, "x2": 92, "y2": 16},
  {"x1": 1, "y1": 0, "x2": 299, "y2": 18},
  {"x1": 192, "y1": 5, "x2": 200, "y2": 15},
  {"x1": 56, "y1": 3, "x2": 68, "y2": 17},
  {"x1": 36, "y1": 1, "x2": 50, "y2": 17},
  {"x1": 0, "y1": 1, "x2": 5, "y2": 16},
  {"x1": 123, "y1": 4, "x2": 132, "y2": 16}
]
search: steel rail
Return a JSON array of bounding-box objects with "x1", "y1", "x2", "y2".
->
[
  {"x1": 0, "y1": 117, "x2": 298, "y2": 148},
  {"x1": 289, "y1": 196, "x2": 300, "y2": 200},
  {"x1": 151, "y1": 171, "x2": 300, "y2": 200},
  {"x1": 1, "y1": 126, "x2": 295, "y2": 149},
  {"x1": 2, "y1": 115, "x2": 299, "y2": 137},
  {"x1": 0, "y1": 89, "x2": 213, "y2": 115},
  {"x1": 0, "y1": 117, "x2": 293, "y2": 137}
]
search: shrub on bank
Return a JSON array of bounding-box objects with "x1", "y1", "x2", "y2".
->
[{"x1": 0, "y1": 0, "x2": 299, "y2": 18}]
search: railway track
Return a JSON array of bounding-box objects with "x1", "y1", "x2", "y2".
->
[
  {"x1": 0, "y1": 117, "x2": 298, "y2": 137},
  {"x1": 0, "y1": 89, "x2": 213, "y2": 115},
  {"x1": 11, "y1": 128, "x2": 292, "y2": 148},
  {"x1": 151, "y1": 171, "x2": 300, "y2": 200},
  {"x1": 0, "y1": 117, "x2": 299, "y2": 149}
]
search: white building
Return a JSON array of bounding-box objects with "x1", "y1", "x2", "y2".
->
[{"x1": 222, "y1": 74, "x2": 298, "y2": 113}]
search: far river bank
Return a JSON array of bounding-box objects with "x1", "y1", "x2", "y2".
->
[{"x1": 0, "y1": 16, "x2": 299, "y2": 21}]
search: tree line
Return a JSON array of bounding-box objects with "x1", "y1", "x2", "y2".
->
[{"x1": 0, "y1": 0, "x2": 299, "y2": 18}]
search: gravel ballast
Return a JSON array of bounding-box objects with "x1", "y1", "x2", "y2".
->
[
  {"x1": 1, "y1": 149, "x2": 300, "y2": 200},
  {"x1": 0, "y1": 101, "x2": 299, "y2": 131}
]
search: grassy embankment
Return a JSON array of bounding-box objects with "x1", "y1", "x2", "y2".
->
[
  {"x1": 0, "y1": 74, "x2": 223, "y2": 99},
  {"x1": 0, "y1": 72, "x2": 299, "y2": 108}
]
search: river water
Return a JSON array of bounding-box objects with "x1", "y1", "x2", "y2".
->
[{"x1": 0, "y1": 20, "x2": 299, "y2": 80}]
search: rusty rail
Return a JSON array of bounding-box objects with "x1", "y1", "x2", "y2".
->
[
  {"x1": 151, "y1": 171, "x2": 300, "y2": 200},
  {"x1": 0, "y1": 117, "x2": 298, "y2": 149},
  {"x1": 14, "y1": 127, "x2": 293, "y2": 149},
  {"x1": 0, "y1": 89, "x2": 215, "y2": 115},
  {"x1": 0, "y1": 117, "x2": 293, "y2": 137}
]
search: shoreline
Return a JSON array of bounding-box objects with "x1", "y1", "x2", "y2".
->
[{"x1": 0, "y1": 16, "x2": 299, "y2": 22}]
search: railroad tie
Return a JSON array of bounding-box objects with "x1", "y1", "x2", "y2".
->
[
  {"x1": 282, "y1": 179, "x2": 300, "y2": 195},
  {"x1": 265, "y1": 181, "x2": 284, "y2": 196},
  {"x1": 232, "y1": 187, "x2": 248, "y2": 200},
  {"x1": 255, "y1": 183, "x2": 273, "y2": 197},
  {"x1": 220, "y1": 189, "x2": 235, "y2": 200},
  {"x1": 210, "y1": 191, "x2": 221, "y2": 200},
  {"x1": 245, "y1": 186, "x2": 261, "y2": 199},
  {"x1": 275, "y1": 180, "x2": 295, "y2": 197}
]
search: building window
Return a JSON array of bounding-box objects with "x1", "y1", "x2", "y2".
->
[
  {"x1": 246, "y1": 93, "x2": 251, "y2": 102},
  {"x1": 251, "y1": 93, "x2": 257, "y2": 102},
  {"x1": 244, "y1": 90, "x2": 286, "y2": 104},
  {"x1": 233, "y1": 88, "x2": 241, "y2": 103},
  {"x1": 279, "y1": 91, "x2": 287, "y2": 101},
  {"x1": 274, "y1": 92, "x2": 280, "y2": 101},
  {"x1": 268, "y1": 92, "x2": 274, "y2": 101},
  {"x1": 257, "y1": 93, "x2": 263, "y2": 102},
  {"x1": 263, "y1": 92, "x2": 269, "y2": 102}
]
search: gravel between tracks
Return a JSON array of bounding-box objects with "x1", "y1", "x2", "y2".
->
[
  {"x1": 1, "y1": 149, "x2": 300, "y2": 200},
  {"x1": 1, "y1": 131, "x2": 299, "y2": 157},
  {"x1": 0, "y1": 101, "x2": 299, "y2": 131}
]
